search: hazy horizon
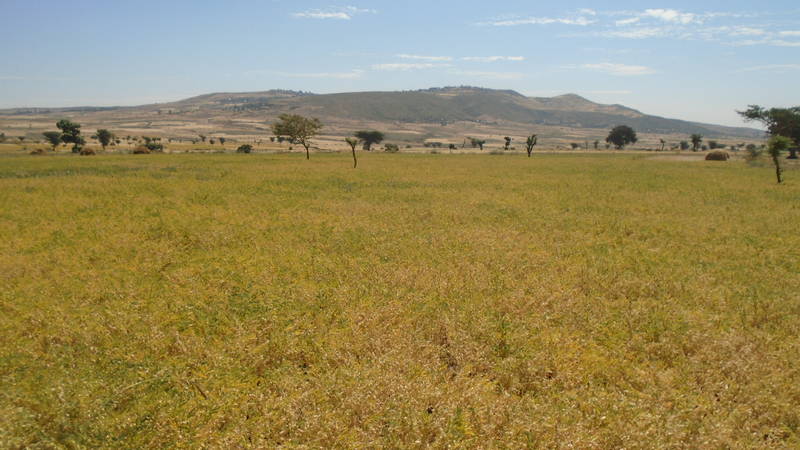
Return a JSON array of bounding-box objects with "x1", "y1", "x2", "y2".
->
[{"x1": 1, "y1": 0, "x2": 799, "y2": 127}]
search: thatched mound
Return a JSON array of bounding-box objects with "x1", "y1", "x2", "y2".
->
[
  {"x1": 79, "y1": 148, "x2": 96, "y2": 156},
  {"x1": 133, "y1": 146, "x2": 151, "y2": 154},
  {"x1": 705, "y1": 150, "x2": 729, "y2": 161},
  {"x1": 29, "y1": 148, "x2": 45, "y2": 155}
]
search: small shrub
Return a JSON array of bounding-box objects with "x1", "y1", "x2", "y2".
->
[
  {"x1": 384, "y1": 143, "x2": 399, "y2": 153},
  {"x1": 236, "y1": 144, "x2": 253, "y2": 154},
  {"x1": 705, "y1": 150, "x2": 729, "y2": 161},
  {"x1": 29, "y1": 148, "x2": 45, "y2": 155},
  {"x1": 133, "y1": 146, "x2": 151, "y2": 154},
  {"x1": 79, "y1": 148, "x2": 96, "y2": 156}
]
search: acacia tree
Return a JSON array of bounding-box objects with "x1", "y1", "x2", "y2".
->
[
  {"x1": 525, "y1": 134, "x2": 538, "y2": 157},
  {"x1": 659, "y1": 139, "x2": 666, "y2": 152},
  {"x1": 504, "y1": 136, "x2": 512, "y2": 150},
  {"x1": 690, "y1": 134, "x2": 703, "y2": 152},
  {"x1": 42, "y1": 131, "x2": 62, "y2": 151},
  {"x1": 219, "y1": 137, "x2": 226, "y2": 146},
  {"x1": 606, "y1": 125, "x2": 637, "y2": 149},
  {"x1": 767, "y1": 136, "x2": 793, "y2": 183},
  {"x1": 345, "y1": 137, "x2": 359, "y2": 168},
  {"x1": 272, "y1": 114, "x2": 323, "y2": 160},
  {"x1": 468, "y1": 137, "x2": 486, "y2": 150},
  {"x1": 738, "y1": 105, "x2": 800, "y2": 159},
  {"x1": 354, "y1": 130, "x2": 384, "y2": 151},
  {"x1": 96, "y1": 129, "x2": 113, "y2": 150},
  {"x1": 56, "y1": 119, "x2": 85, "y2": 153}
]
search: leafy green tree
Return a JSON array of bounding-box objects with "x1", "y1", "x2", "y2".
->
[
  {"x1": 767, "y1": 136, "x2": 793, "y2": 183},
  {"x1": 354, "y1": 130, "x2": 384, "y2": 151},
  {"x1": 680, "y1": 141, "x2": 690, "y2": 150},
  {"x1": 345, "y1": 137, "x2": 359, "y2": 168},
  {"x1": 272, "y1": 114, "x2": 323, "y2": 159},
  {"x1": 0, "y1": 132, "x2": 5, "y2": 143},
  {"x1": 593, "y1": 140, "x2": 600, "y2": 150},
  {"x1": 738, "y1": 105, "x2": 800, "y2": 159},
  {"x1": 503, "y1": 136, "x2": 512, "y2": 150},
  {"x1": 468, "y1": 137, "x2": 486, "y2": 150},
  {"x1": 708, "y1": 140, "x2": 721, "y2": 150},
  {"x1": 659, "y1": 139, "x2": 666, "y2": 152},
  {"x1": 690, "y1": 134, "x2": 703, "y2": 152},
  {"x1": 56, "y1": 119, "x2": 84, "y2": 153},
  {"x1": 199, "y1": 134, "x2": 206, "y2": 143},
  {"x1": 42, "y1": 131, "x2": 62, "y2": 151},
  {"x1": 606, "y1": 125, "x2": 637, "y2": 149},
  {"x1": 219, "y1": 137, "x2": 226, "y2": 146},
  {"x1": 236, "y1": 144, "x2": 253, "y2": 153},
  {"x1": 525, "y1": 135, "x2": 538, "y2": 157},
  {"x1": 96, "y1": 129, "x2": 113, "y2": 150}
]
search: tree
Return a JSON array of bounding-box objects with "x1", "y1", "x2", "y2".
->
[
  {"x1": 42, "y1": 131, "x2": 62, "y2": 151},
  {"x1": 199, "y1": 134, "x2": 206, "y2": 143},
  {"x1": 738, "y1": 105, "x2": 800, "y2": 159},
  {"x1": 593, "y1": 140, "x2": 600, "y2": 150},
  {"x1": 345, "y1": 137, "x2": 359, "y2": 168},
  {"x1": 767, "y1": 136, "x2": 793, "y2": 183},
  {"x1": 708, "y1": 140, "x2": 721, "y2": 150},
  {"x1": 56, "y1": 119, "x2": 84, "y2": 153},
  {"x1": 570, "y1": 143, "x2": 580, "y2": 150},
  {"x1": 504, "y1": 136, "x2": 512, "y2": 150},
  {"x1": 680, "y1": 141, "x2": 690, "y2": 151},
  {"x1": 96, "y1": 129, "x2": 113, "y2": 150},
  {"x1": 0, "y1": 132, "x2": 5, "y2": 143},
  {"x1": 219, "y1": 137, "x2": 226, "y2": 146},
  {"x1": 354, "y1": 130, "x2": 384, "y2": 151},
  {"x1": 468, "y1": 137, "x2": 486, "y2": 150},
  {"x1": 605, "y1": 125, "x2": 637, "y2": 149},
  {"x1": 272, "y1": 114, "x2": 323, "y2": 160},
  {"x1": 525, "y1": 134, "x2": 538, "y2": 157},
  {"x1": 659, "y1": 139, "x2": 666, "y2": 152},
  {"x1": 236, "y1": 144, "x2": 253, "y2": 153},
  {"x1": 690, "y1": 134, "x2": 703, "y2": 152}
]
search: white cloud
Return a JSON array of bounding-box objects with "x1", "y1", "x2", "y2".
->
[
  {"x1": 371, "y1": 63, "x2": 451, "y2": 71},
  {"x1": 603, "y1": 28, "x2": 667, "y2": 39},
  {"x1": 449, "y1": 70, "x2": 525, "y2": 80},
  {"x1": 642, "y1": 9, "x2": 699, "y2": 24},
  {"x1": 483, "y1": 16, "x2": 595, "y2": 26},
  {"x1": 572, "y1": 63, "x2": 656, "y2": 76},
  {"x1": 780, "y1": 31, "x2": 800, "y2": 36},
  {"x1": 396, "y1": 54, "x2": 453, "y2": 61},
  {"x1": 461, "y1": 56, "x2": 525, "y2": 62},
  {"x1": 738, "y1": 64, "x2": 800, "y2": 72},
  {"x1": 615, "y1": 17, "x2": 640, "y2": 26},
  {"x1": 292, "y1": 6, "x2": 376, "y2": 20},
  {"x1": 729, "y1": 27, "x2": 767, "y2": 36},
  {"x1": 733, "y1": 38, "x2": 800, "y2": 47}
]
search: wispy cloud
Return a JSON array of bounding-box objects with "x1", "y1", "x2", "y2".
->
[
  {"x1": 449, "y1": 70, "x2": 525, "y2": 80},
  {"x1": 396, "y1": 54, "x2": 453, "y2": 62},
  {"x1": 779, "y1": 30, "x2": 800, "y2": 36},
  {"x1": 738, "y1": 64, "x2": 800, "y2": 72},
  {"x1": 641, "y1": 9, "x2": 700, "y2": 24},
  {"x1": 461, "y1": 56, "x2": 525, "y2": 62},
  {"x1": 570, "y1": 63, "x2": 656, "y2": 76},
  {"x1": 480, "y1": 13, "x2": 595, "y2": 27},
  {"x1": 371, "y1": 63, "x2": 452, "y2": 71},
  {"x1": 292, "y1": 6, "x2": 376, "y2": 20}
]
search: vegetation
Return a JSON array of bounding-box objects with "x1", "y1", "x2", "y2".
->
[
  {"x1": 503, "y1": 136, "x2": 512, "y2": 150},
  {"x1": 236, "y1": 144, "x2": 253, "y2": 154},
  {"x1": 767, "y1": 135, "x2": 793, "y2": 183},
  {"x1": 96, "y1": 129, "x2": 114, "y2": 150},
  {"x1": 384, "y1": 143, "x2": 400, "y2": 153},
  {"x1": 469, "y1": 137, "x2": 486, "y2": 150},
  {"x1": 354, "y1": 131, "x2": 385, "y2": 151},
  {"x1": 525, "y1": 135, "x2": 538, "y2": 157},
  {"x1": 705, "y1": 150, "x2": 729, "y2": 161},
  {"x1": 605, "y1": 125, "x2": 637, "y2": 149},
  {"x1": 0, "y1": 153, "x2": 798, "y2": 447},
  {"x1": 739, "y1": 105, "x2": 800, "y2": 159},
  {"x1": 272, "y1": 114, "x2": 323, "y2": 160},
  {"x1": 42, "y1": 131, "x2": 62, "y2": 151},
  {"x1": 345, "y1": 137, "x2": 359, "y2": 168},
  {"x1": 691, "y1": 134, "x2": 703, "y2": 152},
  {"x1": 56, "y1": 119, "x2": 85, "y2": 153}
]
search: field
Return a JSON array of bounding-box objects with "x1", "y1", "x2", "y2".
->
[{"x1": 1, "y1": 152, "x2": 799, "y2": 447}]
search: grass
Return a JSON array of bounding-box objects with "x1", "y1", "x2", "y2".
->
[{"x1": 1, "y1": 152, "x2": 799, "y2": 447}]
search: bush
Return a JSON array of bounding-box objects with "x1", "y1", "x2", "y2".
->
[
  {"x1": 705, "y1": 150, "x2": 729, "y2": 161},
  {"x1": 79, "y1": 148, "x2": 96, "y2": 156},
  {"x1": 236, "y1": 144, "x2": 253, "y2": 154},
  {"x1": 29, "y1": 148, "x2": 45, "y2": 155},
  {"x1": 384, "y1": 143, "x2": 399, "y2": 153},
  {"x1": 133, "y1": 146, "x2": 151, "y2": 154}
]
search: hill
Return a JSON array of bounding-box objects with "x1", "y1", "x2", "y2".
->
[{"x1": 0, "y1": 87, "x2": 762, "y2": 147}]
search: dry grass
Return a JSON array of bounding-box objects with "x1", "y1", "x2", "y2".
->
[{"x1": 1, "y1": 152, "x2": 799, "y2": 447}]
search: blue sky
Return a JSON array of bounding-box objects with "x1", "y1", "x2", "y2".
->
[{"x1": 1, "y1": 0, "x2": 798, "y2": 126}]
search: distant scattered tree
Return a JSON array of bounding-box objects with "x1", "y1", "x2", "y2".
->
[
  {"x1": 18, "y1": 136, "x2": 25, "y2": 143},
  {"x1": 708, "y1": 140, "x2": 721, "y2": 150},
  {"x1": 525, "y1": 134, "x2": 538, "y2": 157},
  {"x1": 269, "y1": 137, "x2": 275, "y2": 143},
  {"x1": 355, "y1": 130, "x2": 384, "y2": 151},
  {"x1": 659, "y1": 139, "x2": 666, "y2": 152},
  {"x1": 42, "y1": 131, "x2": 62, "y2": 151},
  {"x1": 469, "y1": 137, "x2": 486, "y2": 150},
  {"x1": 199, "y1": 134, "x2": 207, "y2": 143},
  {"x1": 56, "y1": 119, "x2": 84, "y2": 153},
  {"x1": 345, "y1": 137, "x2": 359, "y2": 168},
  {"x1": 236, "y1": 144, "x2": 253, "y2": 153},
  {"x1": 504, "y1": 136, "x2": 512, "y2": 150},
  {"x1": 384, "y1": 143, "x2": 400, "y2": 153},
  {"x1": 680, "y1": 141, "x2": 690, "y2": 151},
  {"x1": 96, "y1": 129, "x2": 113, "y2": 150},
  {"x1": 767, "y1": 135, "x2": 793, "y2": 183},
  {"x1": 738, "y1": 105, "x2": 800, "y2": 159},
  {"x1": 570, "y1": 143, "x2": 580, "y2": 150},
  {"x1": 593, "y1": 140, "x2": 599, "y2": 150},
  {"x1": 606, "y1": 125, "x2": 637, "y2": 149},
  {"x1": 0, "y1": 132, "x2": 5, "y2": 143},
  {"x1": 219, "y1": 137, "x2": 226, "y2": 146},
  {"x1": 272, "y1": 114, "x2": 323, "y2": 159},
  {"x1": 209, "y1": 139, "x2": 216, "y2": 145},
  {"x1": 690, "y1": 134, "x2": 703, "y2": 152},
  {"x1": 448, "y1": 143, "x2": 457, "y2": 150}
]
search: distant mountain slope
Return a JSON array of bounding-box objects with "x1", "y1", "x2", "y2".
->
[{"x1": 0, "y1": 87, "x2": 762, "y2": 139}]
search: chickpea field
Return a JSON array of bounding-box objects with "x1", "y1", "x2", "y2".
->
[{"x1": 1, "y1": 152, "x2": 799, "y2": 447}]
